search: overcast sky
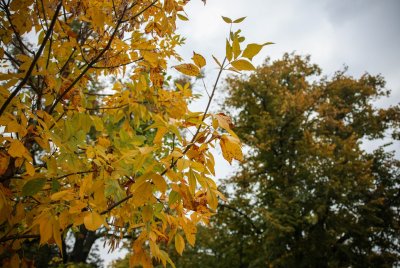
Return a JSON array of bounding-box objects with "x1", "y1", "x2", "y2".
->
[
  {"x1": 178, "y1": 0, "x2": 400, "y2": 97},
  {"x1": 175, "y1": 0, "x2": 400, "y2": 174},
  {"x1": 103, "y1": 0, "x2": 400, "y2": 265}
]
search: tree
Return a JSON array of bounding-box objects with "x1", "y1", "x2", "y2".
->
[
  {"x1": 0, "y1": 1, "x2": 265, "y2": 267},
  {"x1": 175, "y1": 53, "x2": 400, "y2": 267}
]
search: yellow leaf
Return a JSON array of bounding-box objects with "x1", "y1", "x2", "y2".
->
[
  {"x1": 151, "y1": 174, "x2": 167, "y2": 193},
  {"x1": 79, "y1": 173, "x2": 93, "y2": 199},
  {"x1": 10, "y1": 253, "x2": 20, "y2": 268},
  {"x1": 242, "y1": 42, "x2": 274, "y2": 60},
  {"x1": 207, "y1": 188, "x2": 218, "y2": 210},
  {"x1": 181, "y1": 219, "x2": 196, "y2": 246},
  {"x1": 192, "y1": 52, "x2": 206, "y2": 68},
  {"x1": 142, "y1": 205, "x2": 152, "y2": 222},
  {"x1": 39, "y1": 216, "x2": 53, "y2": 244},
  {"x1": 219, "y1": 135, "x2": 243, "y2": 164},
  {"x1": 226, "y1": 39, "x2": 233, "y2": 62},
  {"x1": 0, "y1": 152, "x2": 10, "y2": 176},
  {"x1": 232, "y1": 37, "x2": 241, "y2": 59},
  {"x1": 173, "y1": 63, "x2": 200, "y2": 77},
  {"x1": 83, "y1": 211, "x2": 104, "y2": 231},
  {"x1": 175, "y1": 233, "x2": 185, "y2": 255},
  {"x1": 242, "y1": 43, "x2": 263, "y2": 60},
  {"x1": 154, "y1": 127, "x2": 168, "y2": 144},
  {"x1": 7, "y1": 120, "x2": 27, "y2": 137},
  {"x1": 188, "y1": 169, "x2": 197, "y2": 195},
  {"x1": 34, "y1": 137, "x2": 50, "y2": 151},
  {"x1": 98, "y1": 137, "x2": 110, "y2": 147},
  {"x1": 231, "y1": 59, "x2": 256, "y2": 71},
  {"x1": 214, "y1": 113, "x2": 233, "y2": 131},
  {"x1": 25, "y1": 161, "x2": 35, "y2": 176},
  {"x1": 142, "y1": 51, "x2": 159, "y2": 67},
  {"x1": 59, "y1": 210, "x2": 71, "y2": 229},
  {"x1": 51, "y1": 189, "x2": 74, "y2": 201},
  {"x1": 131, "y1": 181, "x2": 153, "y2": 207},
  {"x1": 69, "y1": 200, "x2": 87, "y2": 214},
  {"x1": 8, "y1": 140, "x2": 26, "y2": 158},
  {"x1": 52, "y1": 218, "x2": 63, "y2": 251}
]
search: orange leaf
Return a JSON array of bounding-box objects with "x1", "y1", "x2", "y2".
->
[
  {"x1": 219, "y1": 135, "x2": 243, "y2": 164},
  {"x1": 83, "y1": 211, "x2": 104, "y2": 231},
  {"x1": 8, "y1": 140, "x2": 26, "y2": 158}
]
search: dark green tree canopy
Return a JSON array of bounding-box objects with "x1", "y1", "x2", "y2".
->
[{"x1": 174, "y1": 53, "x2": 400, "y2": 268}]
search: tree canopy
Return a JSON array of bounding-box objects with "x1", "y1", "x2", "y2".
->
[
  {"x1": 0, "y1": 1, "x2": 267, "y2": 267},
  {"x1": 174, "y1": 53, "x2": 400, "y2": 267}
]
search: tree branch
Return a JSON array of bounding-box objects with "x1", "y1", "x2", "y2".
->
[
  {"x1": 100, "y1": 58, "x2": 228, "y2": 215},
  {"x1": 0, "y1": 1, "x2": 62, "y2": 117},
  {"x1": 48, "y1": 4, "x2": 130, "y2": 114},
  {"x1": 220, "y1": 203, "x2": 262, "y2": 235}
]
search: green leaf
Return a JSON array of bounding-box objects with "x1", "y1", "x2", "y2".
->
[
  {"x1": 105, "y1": 179, "x2": 126, "y2": 202},
  {"x1": 233, "y1": 17, "x2": 246, "y2": 23},
  {"x1": 168, "y1": 190, "x2": 181, "y2": 206},
  {"x1": 51, "y1": 179, "x2": 61, "y2": 193},
  {"x1": 177, "y1": 13, "x2": 189, "y2": 21},
  {"x1": 221, "y1": 16, "x2": 232, "y2": 23},
  {"x1": 263, "y1": 42, "x2": 275, "y2": 46},
  {"x1": 22, "y1": 178, "x2": 46, "y2": 196},
  {"x1": 231, "y1": 59, "x2": 256, "y2": 71}
]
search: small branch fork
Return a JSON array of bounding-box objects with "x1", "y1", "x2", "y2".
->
[{"x1": 0, "y1": 0, "x2": 63, "y2": 117}]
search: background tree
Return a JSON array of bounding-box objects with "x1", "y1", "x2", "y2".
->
[
  {"x1": 0, "y1": 0, "x2": 264, "y2": 267},
  {"x1": 175, "y1": 53, "x2": 400, "y2": 267}
]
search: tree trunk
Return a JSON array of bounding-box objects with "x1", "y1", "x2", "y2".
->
[{"x1": 68, "y1": 225, "x2": 98, "y2": 264}]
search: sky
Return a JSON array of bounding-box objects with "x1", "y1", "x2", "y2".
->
[
  {"x1": 102, "y1": 0, "x2": 400, "y2": 265},
  {"x1": 175, "y1": 0, "x2": 400, "y2": 178}
]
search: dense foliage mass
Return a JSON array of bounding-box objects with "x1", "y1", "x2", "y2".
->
[
  {"x1": 0, "y1": 0, "x2": 266, "y2": 266},
  {"x1": 174, "y1": 54, "x2": 400, "y2": 268}
]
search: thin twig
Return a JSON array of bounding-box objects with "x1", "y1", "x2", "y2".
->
[
  {"x1": 0, "y1": 1, "x2": 63, "y2": 116},
  {"x1": 48, "y1": 4, "x2": 130, "y2": 114}
]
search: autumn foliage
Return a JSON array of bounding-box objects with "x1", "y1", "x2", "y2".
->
[
  {"x1": 0, "y1": 0, "x2": 267, "y2": 267},
  {"x1": 172, "y1": 54, "x2": 400, "y2": 267}
]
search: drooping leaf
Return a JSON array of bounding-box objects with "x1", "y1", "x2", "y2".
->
[
  {"x1": 175, "y1": 233, "x2": 185, "y2": 255},
  {"x1": 83, "y1": 211, "x2": 104, "y2": 231},
  {"x1": 219, "y1": 135, "x2": 243, "y2": 164}
]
